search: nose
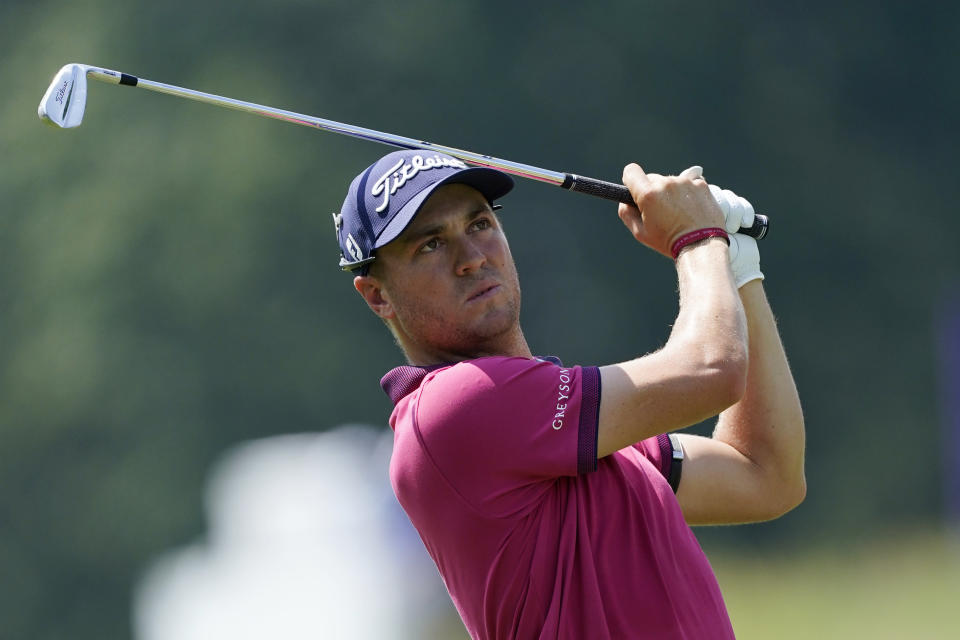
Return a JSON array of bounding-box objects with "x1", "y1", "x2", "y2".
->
[{"x1": 454, "y1": 236, "x2": 487, "y2": 276}]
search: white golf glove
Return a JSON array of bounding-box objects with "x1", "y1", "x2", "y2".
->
[
  {"x1": 708, "y1": 183, "x2": 756, "y2": 234},
  {"x1": 705, "y1": 183, "x2": 763, "y2": 287},
  {"x1": 727, "y1": 233, "x2": 764, "y2": 288},
  {"x1": 683, "y1": 170, "x2": 757, "y2": 240},
  {"x1": 679, "y1": 170, "x2": 763, "y2": 286}
]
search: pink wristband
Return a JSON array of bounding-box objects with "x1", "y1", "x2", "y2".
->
[{"x1": 670, "y1": 227, "x2": 729, "y2": 260}]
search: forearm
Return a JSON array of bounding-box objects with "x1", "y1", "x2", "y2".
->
[
  {"x1": 597, "y1": 167, "x2": 750, "y2": 457},
  {"x1": 713, "y1": 280, "x2": 806, "y2": 508},
  {"x1": 671, "y1": 238, "x2": 748, "y2": 372},
  {"x1": 597, "y1": 239, "x2": 747, "y2": 457}
]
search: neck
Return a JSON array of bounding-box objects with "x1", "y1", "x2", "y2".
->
[{"x1": 400, "y1": 330, "x2": 533, "y2": 366}]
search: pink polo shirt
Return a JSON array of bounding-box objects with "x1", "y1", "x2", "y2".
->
[{"x1": 382, "y1": 356, "x2": 734, "y2": 639}]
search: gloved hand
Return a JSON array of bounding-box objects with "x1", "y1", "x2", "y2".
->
[
  {"x1": 704, "y1": 182, "x2": 763, "y2": 287},
  {"x1": 708, "y1": 184, "x2": 755, "y2": 234},
  {"x1": 727, "y1": 232, "x2": 764, "y2": 288}
]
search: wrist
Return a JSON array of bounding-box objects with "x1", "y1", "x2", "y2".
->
[
  {"x1": 673, "y1": 237, "x2": 730, "y2": 271},
  {"x1": 671, "y1": 228, "x2": 729, "y2": 259}
]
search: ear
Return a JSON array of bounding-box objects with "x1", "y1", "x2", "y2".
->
[{"x1": 354, "y1": 274, "x2": 395, "y2": 320}]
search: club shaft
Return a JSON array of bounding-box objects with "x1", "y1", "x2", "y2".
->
[
  {"x1": 82, "y1": 66, "x2": 769, "y2": 239},
  {"x1": 86, "y1": 67, "x2": 567, "y2": 185}
]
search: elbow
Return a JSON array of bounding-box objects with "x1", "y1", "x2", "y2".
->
[
  {"x1": 704, "y1": 348, "x2": 748, "y2": 411},
  {"x1": 793, "y1": 476, "x2": 808, "y2": 509},
  {"x1": 788, "y1": 469, "x2": 807, "y2": 510},
  {"x1": 774, "y1": 474, "x2": 807, "y2": 518},
  {"x1": 695, "y1": 323, "x2": 749, "y2": 410},
  {"x1": 659, "y1": 331, "x2": 748, "y2": 420},
  {"x1": 759, "y1": 466, "x2": 807, "y2": 521},
  {"x1": 722, "y1": 353, "x2": 749, "y2": 405}
]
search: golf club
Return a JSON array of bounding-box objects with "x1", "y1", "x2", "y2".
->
[{"x1": 38, "y1": 63, "x2": 768, "y2": 239}]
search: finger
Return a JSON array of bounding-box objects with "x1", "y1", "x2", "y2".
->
[
  {"x1": 708, "y1": 184, "x2": 725, "y2": 208},
  {"x1": 617, "y1": 201, "x2": 644, "y2": 237},
  {"x1": 679, "y1": 165, "x2": 703, "y2": 180},
  {"x1": 721, "y1": 189, "x2": 746, "y2": 233},
  {"x1": 622, "y1": 163, "x2": 653, "y2": 207},
  {"x1": 738, "y1": 195, "x2": 755, "y2": 227},
  {"x1": 708, "y1": 184, "x2": 737, "y2": 232},
  {"x1": 728, "y1": 232, "x2": 742, "y2": 262}
]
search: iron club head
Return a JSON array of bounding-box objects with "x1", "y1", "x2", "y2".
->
[{"x1": 38, "y1": 63, "x2": 88, "y2": 128}]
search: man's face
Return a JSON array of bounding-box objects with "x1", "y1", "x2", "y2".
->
[{"x1": 357, "y1": 183, "x2": 523, "y2": 360}]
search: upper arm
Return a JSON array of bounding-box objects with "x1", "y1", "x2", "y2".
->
[
  {"x1": 673, "y1": 282, "x2": 807, "y2": 525},
  {"x1": 673, "y1": 433, "x2": 803, "y2": 525},
  {"x1": 413, "y1": 358, "x2": 600, "y2": 515},
  {"x1": 597, "y1": 344, "x2": 745, "y2": 459}
]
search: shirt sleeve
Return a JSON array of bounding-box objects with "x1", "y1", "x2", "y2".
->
[
  {"x1": 411, "y1": 357, "x2": 600, "y2": 516},
  {"x1": 631, "y1": 434, "x2": 674, "y2": 482}
]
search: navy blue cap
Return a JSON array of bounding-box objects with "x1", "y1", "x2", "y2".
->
[{"x1": 333, "y1": 150, "x2": 514, "y2": 273}]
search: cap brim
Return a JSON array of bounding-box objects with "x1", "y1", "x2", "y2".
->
[{"x1": 374, "y1": 167, "x2": 514, "y2": 250}]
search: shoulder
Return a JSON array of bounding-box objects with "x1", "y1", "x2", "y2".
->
[
  {"x1": 420, "y1": 356, "x2": 567, "y2": 406},
  {"x1": 414, "y1": 357, "x2": 595, "y2": 450},
  {"x1": 383, "y1": 356, "x2": 558, "y2": 402}
]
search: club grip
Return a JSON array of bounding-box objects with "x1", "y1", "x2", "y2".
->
[
  {"x1": 563, "y1": 174, "x2": 635, "y2": 203},
  {"x1": 562, "y1": 173, "x2": 769, "y2": 239}
]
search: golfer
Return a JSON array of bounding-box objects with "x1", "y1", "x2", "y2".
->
[{"x1": 334, "y1": 150, "x2": 805, "y2": 639}]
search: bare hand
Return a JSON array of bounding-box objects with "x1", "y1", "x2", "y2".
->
[{"x1": 618, "y1": 164, "x2": 726, "y2": 257}]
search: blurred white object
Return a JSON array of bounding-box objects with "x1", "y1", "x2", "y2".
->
[{"x1": 133, "y1": 426, "x2": 453, "y2": 640}]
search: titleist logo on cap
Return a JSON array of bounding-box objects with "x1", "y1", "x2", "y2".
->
[{"x1": 372, "y1": 154, "x2": 468, "y2": 213}]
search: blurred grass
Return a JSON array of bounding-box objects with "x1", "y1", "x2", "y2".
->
[{"x1": 711, "y1": 528, "x2": 960, "y2": 639}]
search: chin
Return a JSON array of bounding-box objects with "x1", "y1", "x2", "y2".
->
[
  {"x1": 464, "y1": 309, "x2": 520, "y2": 344},
  {"x1": 398, "y1": 291, "x2": 522, "y2": 357}
]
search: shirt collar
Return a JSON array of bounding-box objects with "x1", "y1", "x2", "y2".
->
[{"x1": 379, "y1": 356, "x2": 563, "y2": 405}]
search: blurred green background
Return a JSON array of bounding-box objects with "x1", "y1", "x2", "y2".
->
[{"x1": 2, "y1": 0, "x2": 959, "y2": 637}]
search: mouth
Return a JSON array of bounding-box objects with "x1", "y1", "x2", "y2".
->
[{"x1": 466, "y1": 283, "x2": 501, "y2": 303}]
